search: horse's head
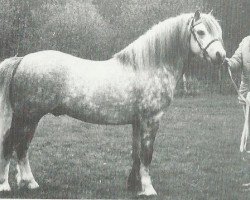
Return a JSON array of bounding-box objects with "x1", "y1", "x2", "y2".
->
[{"x1": 189, "y1": 10, "x2": 226, "y2": 64}]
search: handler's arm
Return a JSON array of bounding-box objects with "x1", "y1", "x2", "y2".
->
[{"x1": 227, "y1": 41, "x2": 243, "y2": 71}]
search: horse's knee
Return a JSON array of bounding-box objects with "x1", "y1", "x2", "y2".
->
[
  {"x1": 141, "y1": 138, "x2": 154, "y2": 166},
  {"x1": 139, "y1": 119, "x2": 159, "y2": 166}
]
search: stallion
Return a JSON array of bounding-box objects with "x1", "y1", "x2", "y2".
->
[{"x1": 0, "y1": 11, "x2": 225, "y2": 196}]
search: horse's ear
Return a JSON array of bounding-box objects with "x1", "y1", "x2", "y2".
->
[
  {"x1": 194, "y1": 10, "x2": 201, "y2": 21},
  {"x1": 209, "y1": 9, "x2": 213, "y2": 15}
]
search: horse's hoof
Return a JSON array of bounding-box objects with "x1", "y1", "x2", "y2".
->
[
  {"x1": 18, "y1": 179, "x2": 39, "y2": 190},
  {"x1": 0, "y1": 182, "x2": 11, "y2": 192},
  {"x1": 137, "y1": 186, "x2": 157, "y2": 196},
  {"x1": 28, "y1": 180, "x2": 39, "y2": 190},
  {"x1": 28, "y1": 180, "x2": 39, "y2": 189}
]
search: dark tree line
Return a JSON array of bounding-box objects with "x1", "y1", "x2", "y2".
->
[{"x1": 0, "y1": 0, "x2": 248, "y2": 94}]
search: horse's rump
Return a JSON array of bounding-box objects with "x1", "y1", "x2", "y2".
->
[
  {"x1": 0, "y1": 57, "x2": 23, "y2": 143},
  {"x1": 11, "y1": 52, "x2": 69, "y2": 120}
]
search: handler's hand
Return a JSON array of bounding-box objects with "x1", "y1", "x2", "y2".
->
[{"x1": 222, "y1": 57, "x2": 230, "y2": 67}]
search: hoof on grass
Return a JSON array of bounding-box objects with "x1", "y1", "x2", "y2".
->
[
  {"x1": 137, "y1": 186, "x2": 157, "y2": 197},
  {"x1": 18, "y1": 179, "x2": 39, "y2": 190},
  {"x1": 0, "y1": 182, "x2": 11, "y2": 192}
]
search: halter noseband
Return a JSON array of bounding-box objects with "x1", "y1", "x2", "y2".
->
[{"x1": 189, "y1": 17, "x2": 219, "y2": 59}]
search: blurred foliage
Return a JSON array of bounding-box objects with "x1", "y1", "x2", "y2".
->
[
  {"x1": 0, "y1": 0, "x2": 248, "y2": 93},
  {"x1": 1, "y1": 0, "x2": 249, "y2": 58}
]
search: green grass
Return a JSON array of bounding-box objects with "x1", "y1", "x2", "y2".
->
[{"x1": 2, "y1": 95, "x2": 250, "y2": 199}]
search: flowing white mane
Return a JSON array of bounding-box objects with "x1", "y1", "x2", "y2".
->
[{"x1": 114, "y1": 13, "x2": 222, "y2": 71}]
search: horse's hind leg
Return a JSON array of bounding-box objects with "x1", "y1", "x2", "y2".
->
[
  {"x1": 127, "y1": 121, "x2": 141, "y2": 191},
  {"x1": 0, "y1": 111, "x2": 14, "y2": 192},
  {"x1": 12, "y1": 116, "x2": 39, "y2": 190},
  {"x1": 0, "y1": 129, "x2": 13, "y2": 192}
]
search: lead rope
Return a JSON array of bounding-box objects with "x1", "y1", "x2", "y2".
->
[{"x1": 227, "y1": 66, "x2": 250, "y2": 158}]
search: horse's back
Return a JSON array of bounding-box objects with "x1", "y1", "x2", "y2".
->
[
  {"x1": 18, "y1": 50, "x2": 118, "y2": 78},
  {"x1": 20, "y1": 50, "x2": 93, "y2": 70},
  {"x1": 0, "y1": 57, "x2": 23, "y2": 137}
]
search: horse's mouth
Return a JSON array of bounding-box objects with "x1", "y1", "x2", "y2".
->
[
  {"x1": 205, "y1": 55, "x2": 224, "y2": 66},
  {"x1": 212, "y1": 58, "x2": 225, "y2": 66}
]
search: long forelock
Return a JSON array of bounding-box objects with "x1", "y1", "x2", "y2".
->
[
  {"x1": 114, "y1": 14, "x2": 192, "y2": 70},
  {"x1": 201, "y1": 14, "x2": 222, "y2": 41}
]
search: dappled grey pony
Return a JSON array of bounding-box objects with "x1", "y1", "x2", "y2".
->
[{"x1": 0, "y1": 11, "x2": 225, "y2": 196}]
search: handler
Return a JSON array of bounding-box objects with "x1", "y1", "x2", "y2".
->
[
  {"x1": 224, "y1": 36, "x2": 250, "y2": 105},
  {"x1": 224, "y1": 36, "x2": 250, "y2": 188}
]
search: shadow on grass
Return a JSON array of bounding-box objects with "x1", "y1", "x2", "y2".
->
[{"x1": 0, "y1": 184, "x2": 62, "y2": 199}]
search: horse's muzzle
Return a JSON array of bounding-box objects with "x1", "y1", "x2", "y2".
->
[{"x1": 215, "y1": 51, "x2": 226, "y2": 65}]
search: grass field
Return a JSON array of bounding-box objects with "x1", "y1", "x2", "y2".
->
[{"x1": 2, "y1": 95, "x2": 250, "y2": 199}]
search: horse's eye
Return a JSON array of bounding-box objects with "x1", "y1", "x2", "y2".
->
[{"x1": 197, "y1": 30, "x2": 205, "y2": 36}]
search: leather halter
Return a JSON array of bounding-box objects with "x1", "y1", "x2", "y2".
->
[{"x1": 189, "y1": 17, "x2": 219, "y2": 59}]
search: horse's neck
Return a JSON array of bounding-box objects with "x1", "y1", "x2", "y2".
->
[
  {"x1": 163, "y1": 36, "x2": 189, "y2": 80},
  {"x1": 165, "y1": 54, "x2": 187, "y2": 79},
  {"x1": 114, "y1": 14, "x2": 190, "y2": 80}
]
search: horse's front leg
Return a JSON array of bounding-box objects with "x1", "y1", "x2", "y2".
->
[
  {"x1": 127, "y1": 121, "x2": 141, "y2": 191},
  {"x1": 128, "y1": 115, "x2": 159, "y2": 196},
  {"x1": 137, "y1": 116, "x2": 159, "y2": 196}
]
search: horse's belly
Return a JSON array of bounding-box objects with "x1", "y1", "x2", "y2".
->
[
  {"x1": 63, "y1": 96, "x2": 135, "y2": 125},
  {"x1": 62, "y1": 75, "x2": 136, "y2": 124}
]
